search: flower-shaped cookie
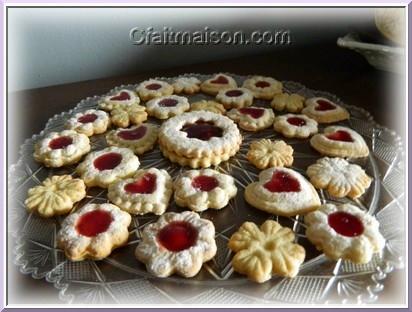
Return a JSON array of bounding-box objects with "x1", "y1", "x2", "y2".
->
[
  {"x1": 76, "y1": 147, "x2": 140, "y2": 188},
  {"x1": 57, "y1": 203, "x2": 131, "y2": 261},
  {"x1": 65, "y1": 109, "x2": 110, "y2": 137},
  {"x1": 216, "y1": 87, "x2": 254, "y2": 109},
  {"x1": 247, "y1": 139, "x2": 293, "y2": 169},
  {"x1": 305, "y1": 203, "x2": 385, "y2": 263},
  {"x1": 190, "y1": 100, "x2": 226, "y2": 115},
  {"x1": 228, "y1": 220, "x2": 305, "y2": 283},
  {"x1": 245, "y1": 167, "x2": 321, "y2": 216},
  {"x1": 33, "y1": 130, "x2": 91, "y2": 168},
  {"x1": 302, "y1": 97, "x2": 349, "y2": 123},
  {"x1": 135, "y1": 211, "x2": 217, "y2": 278},
  {"x1": 136, "y1": 79, "x2": 174, "y2": 101},
  {"x1": 200, "y1": 73, "x2": 237, "y2": 95},
  {"x1": 25, "y1": 175, "x2": 86, "y2": 218},
  {"x1": 271, "y1": 93, "x2": 305, "y2": 113},
  {"x1": 227, "y1": 107, "x2": 275, "y2": 131},
  {"x1": 99, "y1": 89, "x2": 140, "y2": 111},
  {"x1": 273, "y1": 114, "x2": 318, "y2": 138},
  {"x1": 173, "y1": 169, "x2": 237, "y2": 212},
  {"x1": 172, "y1": 77, "x2": 201, "y2": 94},
  {"x1": 108, "y1": 168, "x2": 173, "y2": 215},
  {"x1": 307, "y1": 157, "x2": 372, "y2": 199},
  {"x1": 242, "y1": 76, "x2": 283, "y2": 100},
  {"x1": 110, "y1": 103, "x2": 148, "y2": 128},
  {"x1": 146, "y1": 95, "x2": 190, "y2": 120}
]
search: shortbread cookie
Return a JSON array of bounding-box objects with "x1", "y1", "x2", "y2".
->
[
  {"x1": 172, "y1": 77, "x2": 201, "y2": 94},
  {"x1": 271, "y1": 93, "x2": 305, "y2": 113},
  {"x1": 305, "y1": 203, "x2": 385, "y2": 263},
  {"x1": 25, "y1": 175, "x2": 86, "y2": 218},
  {"x1": 242, "y1": 76, "x2": 283, "y2": 100},
  {"x1": 108, "y1": 168, "x2": 172, "y2": 215},
  {"x1": 273, "y1": 114, "x2": 318, "y2": 139},
  {"x1": 136, "y1": 79, "x2": 174, "y2": 101},
  {"x1": 65, "y1": 109, "x2": 110, "y2": 137},
  {"x1": 200, "y1": 73, "x2": 237, "y2": 95},
  {"x1": 247, "y1": 139, "x2": 294, "y2": 169},
  {"x1": 227, "y1": 107, "x2": 275, "y2": 131},
  {"x1": 228, "y1": 220, "x2": 305, "y2": 283},
  {"x1": 216, "y1": 87, "x2": 254, "y2": 109},
  {"x1": 34, "y1": 130, "x2": 90, "y2": 168},
  {"x1": 57, "y1": 203, "x2": 131, "y2": 261},
  {"x1": 245, "y1": 167, "x2": 321, "y2": 216},
  {"x1": 302, "y1": 97, "x2": 350, "y2": 123},
  {"x1": 106, "y1": 123, "x2": 158, "y2": 155},
  {"x1": 76, "y1": 147, "x2": 140, "y2": 188},
  {"x1": 310, "y1": 126, "x2": 369, "y2": 158},
  {"x1": 135, "y1": 211, "x2": 217, "y2": 278},
  {"x1": 110, "y1": 103, "x2": 148, "y2": 128},
  {"x1": 146, "y1": 95, "x2": 190, "y2": 120},
  {"x1": 307, "y1": 157, "x2": 372, "y2": 199},
  {"x1": 99, "y1": 89, "x2": 140, "y2": 111},
  {"x1": 190, "y1": 100, "x2": 226, "y2": 115},
  {"x1": 174, "y1": 169, "x2": 237, "y2": 211}
]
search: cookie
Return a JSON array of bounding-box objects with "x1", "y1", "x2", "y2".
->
[
  {"x1": 106, "y1": 123, "x2": 158, "y2": 155},
  {"x1": 227, "y1": 107, "x2": 275, "y2": 131},
  {"x1": 76, "y1": 147, "x2": 140, "y2": 188},
  {"x1": 57, "y1": 203, "x2": 131, "y2": 261},
  {"x1": 215, "y1": 87, "x2": 254, "y2": 109},
  {"x1": 136, "y1": 79, "x2": 174, "y2": 101},
  {"x1": 190, "y1": 100, "x2": 226, "y2": 115},
  {"x1": 307, "y1": 157, "x2": 372, "y2": 199},
  {"x1": 33, "y1": 130, "x2": 91, "y2": 168},
  {"x1": 228, "y1": 220, "x2": 305, "y2": 283},
  {"x1": 110, "y1": 103, "x2": 148, "y2": 128},
  {"x1": 200, "y1": 73, "x2": 237, "y2": 95},
  {"x1": 273, "y1": 113, "x2": 318, "y2": 139},
  {"x1": 247, "y1": 139, "x2": 294, "y2": 169},
  {"x1": 302, "y1": 97, "x2": 350, "y2": 123},
  {"x1": 271, "y1": 93, "x2": 305, "y2": 113},
  {"x1": 305, "y1": 203, "x2": 385, "y2": 263},
  {"x1": 25, "y1": 175, "x2": 86, "y2": 218},
  {"x1": 99, "y1": 89, "x2": 140, "y2": 111},
  {"x1": 310, "y1": 126, "x2": 369, "y2": 158},
  {"x1": 242, "y1": 76, "x2": 282, "y2": 100},
  {"x1": 173, "y1": 169, "x2": 237, "y2": 212},
  {"x1": 135, "y1": 211, "x2": 217, "y2": 278},
  {"x1": 245, "y1": 167, "x2": 321, "y2": 216},
  {"x1": 65, "y1": 109, "x2": 110, "y2": 137},
  {"x1": 107, "y1": 168, "x2": 173, "y2": 215},
  {"x1": 146, "y1": 95, "x2": 190, "y2": 120},
  {"x1": 172, "y1": 77, "x2": 201, "y2": 94}
]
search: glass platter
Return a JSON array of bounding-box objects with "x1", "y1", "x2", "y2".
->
[{"x1": 9, "y1": 74, "x2": 405, "y2": 304}]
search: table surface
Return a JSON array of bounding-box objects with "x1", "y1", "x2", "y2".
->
[{"x1": 7, "y1": 41, "x2": 406, "y2": 304}]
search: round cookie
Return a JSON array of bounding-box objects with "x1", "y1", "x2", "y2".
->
[
  {"x1": 137, "y1": 79, "x2": 174, "y2": 101},
  {"x1": 216, "y1": 87, "x2": 253, "y2": 109},
  {"x1": 227, "y1": 107, "x2": 274, "y2": 131},
  {"x1": 172, "y1": 77, "x2": 201, "y2": 94},
  {"x1": 65, "y1": 109, "x2": 110, "y2": 137},
  {"x1": 146, "y1": 95, "x2": 190, "y2": 120},
  {"x1": 242, "y1": 75, "x2": 283, "y2": 100},
  {"x1": 247, "y1": 139, "x2": 294, "y2": 169},
  {"x1": 273, "y1": 114, "x2": 318, "y2": 139}
]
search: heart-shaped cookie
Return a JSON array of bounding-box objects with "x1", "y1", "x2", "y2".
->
[
  {"x1": 124, "y1": 173, "x2": 157, "y2": 194},
  {"x1": 200, "y1": 73, "x2": 237, "y2": 95},
  {"x1": 302, "y1": 97, "x2": 349, "y2": 123}
]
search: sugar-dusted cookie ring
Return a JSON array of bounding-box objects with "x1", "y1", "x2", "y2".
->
[
  {"x1": 190, "y1": 100, "x2": 226, "y2": 115},
  {"x1": 227, "y1": 107, "x2": 274, "y2": 131},
  {"x1": 135, "y1": 211, "x2": 217, "y2": 278},
  {"x1": 25, "y1": 175, "x2": 86, "y2": 218},
  {"x1": 172, "y1": 77, "x2": 201, "y2": 94},
  {"x1": 136, "y1": 79, "x2": 174, "y2": 101},
  {"x1": 302, "y1": 97, "x2": 350, "y2": 123},
  {"x1": 200, "y1": 73, "x2": 237, "y2": 95},
  {"x1": 108, "y1": 168, "x2": 173, "y2": 215},
  {"x1": 65, "y1": 109, "x2": 110, "y2": 137},
  {"x1": 245, "y1": 167, "x2": 321, "y2": 216},
  {"x1": 310, "y1": 126, "x2": 369, "y2": 158},
  {"x1": 76, "y1": 147, "x2": 140, "y2": 188},
  {"x1": 216, "y1": 87, "x2": 254, "y2": 109},
  {"x1": 110, "y1": 103, "x2": 148, "y2": 128},
  {"x1": 34, "y1": 130, "x2": 91, "y2": 168},
  {"x1": 106, "y1": 123, "x2": 158, "y2": 155},
  {"x1": 247, "y1": 139, "x2": 293, "y2": 169},
  {"x1": 242, "y1": 76, "x2": 283, "y2": 100},
  {"x1": 57, "y1": 203, "x2": 131, "y2": 261},
  {"x1": 99, "y1": 89, "x2": 140, "y2": 111},
  {"x1": 305, "y1": 203, "x2": 385, "y2": 263},
  {"x1": 228, "y1": 220, "x2": 305, "y2": 283},
  {"x1": 273, "y1": 114, "x2": 318, "y2": 139},
  {"x1": 173, "y1": 169, "x2": 237, "y2": 212},
  {"x1": 307, "y1": 157, "x2": 372, "y2": 199},
  {"x1": 146, "y1": 95, "x2": 190, "y2": 120},
  {"x1": 271, "y1": 93, "x2": 305, "y2": 113}
]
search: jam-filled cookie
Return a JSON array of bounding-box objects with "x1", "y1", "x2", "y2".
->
[
  {"x1": 172, "y1": 77, "x2": 201, "y2": 94},
  {"x1": 99, "y1": 89, "x2": 140, "y2": 111},
  {"x1": 216, "y1": 87, "x2": 254, "y2": 109},
  {"x1": 136, "y1": 79, "x2": 174, "y2": 101},
  {"x1": 273, "y1": 113, "x2": 318, "y2": 139},
  {"x1": 242, "y1": 75, "x2": 283, "y2": 100},
  {"x1": 200, "y1": 73, "x2": 237, "y2": 95},
  {"x1": 65, "y1": 109, "x2": 110, "y2": 137},
  {"x1": 146, "y1": 95, "x2": 190, "y2": 120},
  {"x1": 302, "y1": 97, "x2": 349, "y2": 123},
  {"x1": 227, "y1": 107, "x2": 274, "y2": 131},
  {"x1": 247, "y1": 139, "x2": 294, "y2": 169},
  {"x1": 271, "y1": 93, "x2": 305, "y2": 113}
]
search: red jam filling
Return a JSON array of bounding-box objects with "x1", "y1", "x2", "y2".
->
[
  {"x1": 287, "y1": 117, "x2": 307, "y2": 127},
  {"x1": 239, "y1": 107, "x2": 264, "y2": 119},
  {"x1": 264, "y1": 171, "x2": 301, "y2": 193},
  {"x1": 48, "y1": 136, "x2": 73, "y2": 150},
  {"x1": 76, "y1": 210, "x2": 113, "y2": 237},
  {"x1": 315, "y1": 99, "x2": 336, "y2": 111},
  {"x1": 110, "y1": 91, "x2": 131, "y2": 101},
  {"x1": 225, "y1": 90, "x2": 243, "y2": 97},
  {"x1": 255, "y1": 81, "x2": 270, "y2": 88},
  {"x1": 210, "y1": 75, "x2": 229, "y2": 84},
  {"x1": 78, "y1": 113, "x2": 98, "y2": 124},
  {"x1": 181, "y1": 120, "x2": 223, "y2": 141},
  {"x1": 328, "y1": 211, "x2": 364, "y2": 237},
  {"x1": 146, "y1": 83, "x2": 162, "y2": 90},
  {"x1": 117, "y1": 126, "x2": 147, "y2": 141},
  {"x1": 326, "y1": 130, "x2": 353, "y2": 142},
  {"x1": 124, "y1": 173, "x2": 157, "y2": 194},
  {"x1": 157, "y1": 221, "x2": 198, "y2": 252},
  {"x1": 93, "y1": 152, "x2": 122, "y2": 171},
  {"x1": 192, "y1": 175, "x2": 219, "y2": 192},
  {"x1": 158, "y1": 98, "x2": 178, "y2": 107}
]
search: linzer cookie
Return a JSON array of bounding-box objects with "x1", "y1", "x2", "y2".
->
[
  {"x1": 65, "y1": 109, "x2": 110, "y2": 137},
  {"x1": 273, "y1": 114, "x2": 318, "y2": 139},
  {"x1": 99, "y1": 89, "x2": 140, "y2": 111},
  {"x1": 247, "y1": 139, "x2": 294, "y2": 169},
  {"x1": 200, "y1": 73, "x2": 237, "y2": 95},
  {"x1": 172, "y1": 77, "x2": 201, "y2": 94},
  {"x1": 227, "y1": 107, "x2": 274, "y2": 131},
  {"x1": 271, "y1": 93, "x2": 305, "y2": 113},
  {"x1": 136, "y1": 79, "x2": 174, "y2": 101},
  {"x1": 242, "y1": 75, "x2": 282, "y2": 100},
  {"x1": 190, "y1": 100, "x2": 226, "y2": 115},
  {"x1": 302, "y1": 97, "x2": 349, "y2": 123},
  {"x1": 146, "y1": 95, "x2": 190, "y2": 120},
  {"x1": 215, "y1": 87, "x2": 254, "y2": 109}
]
